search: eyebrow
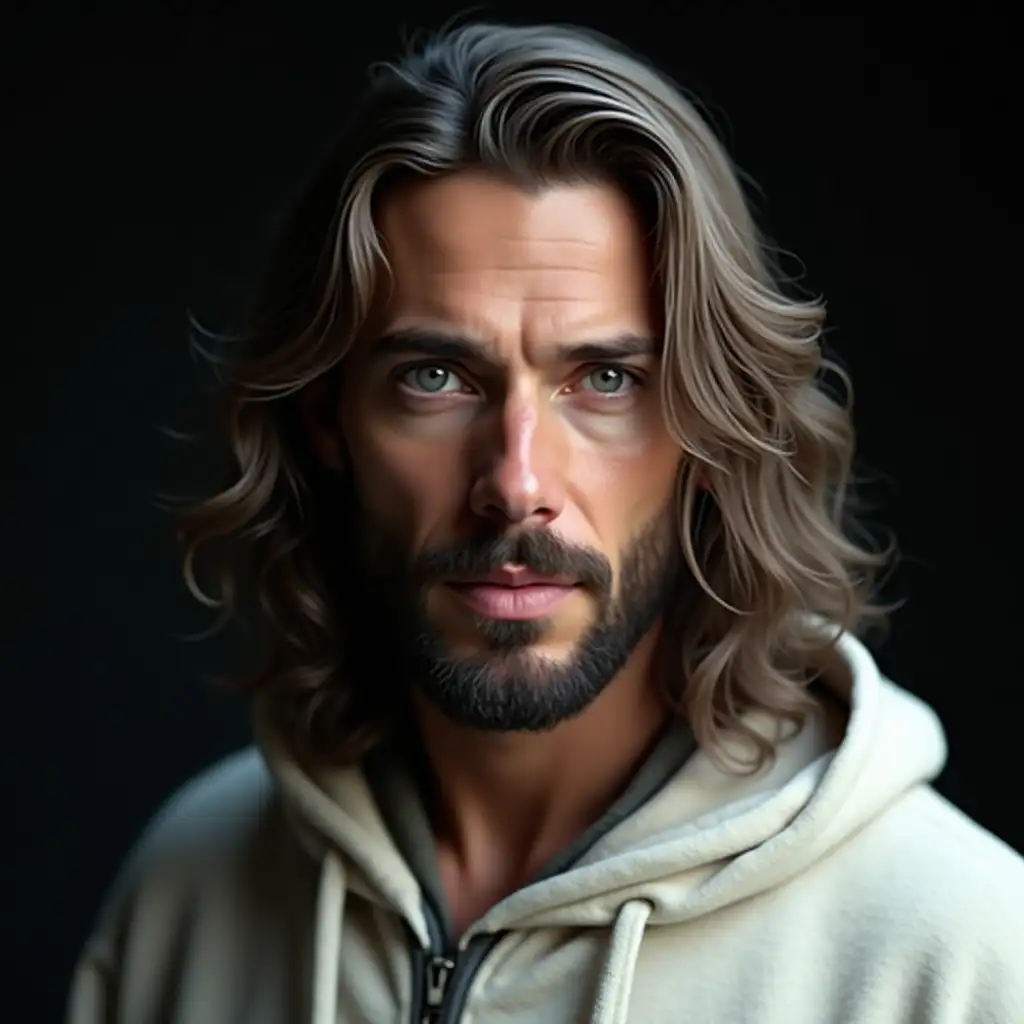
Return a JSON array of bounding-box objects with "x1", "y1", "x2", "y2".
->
[{"x1": 368, "y1": 327, "x2": 658, "y2": 365}]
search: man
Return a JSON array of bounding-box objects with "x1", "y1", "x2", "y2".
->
[{"x1": 69, "y1": 21, "x2": 1024, "y2": 1024}]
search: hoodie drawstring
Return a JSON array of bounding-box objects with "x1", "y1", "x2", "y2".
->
[
  {"x1": 312, "y1": 852, "x2": 347, "y2": 1024},
  {"x1": 590, "y1": 899, "x2": 653, "y2": 1024},
  {"x1": 310, "y1": 855, "x2": 649, "y2": 1024}
]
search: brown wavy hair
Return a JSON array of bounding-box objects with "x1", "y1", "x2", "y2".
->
[{"x1": 178, "y1": 22, "x2": 892, "y2": 774}]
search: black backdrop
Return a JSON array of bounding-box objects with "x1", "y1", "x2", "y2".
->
[{"x1": 7, "y1": 5, "x2": 1018, "y2": 1020}]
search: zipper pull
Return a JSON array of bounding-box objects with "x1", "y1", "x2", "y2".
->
[{"x1": 421, "y1": 954, "x2": 456, "y2": 1023}]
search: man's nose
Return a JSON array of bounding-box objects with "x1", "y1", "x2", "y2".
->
[{"x1": 468, "y1": 387, "x2": 566, "y2": 528}]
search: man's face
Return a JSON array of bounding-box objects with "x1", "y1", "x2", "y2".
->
[{"x1": 327, "y1": 171, "x2": 683, "y2": 732}]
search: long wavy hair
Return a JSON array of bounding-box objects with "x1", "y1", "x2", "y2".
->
[{"x1": 179, "y1": 21, "x2": 891, "y2": 774}]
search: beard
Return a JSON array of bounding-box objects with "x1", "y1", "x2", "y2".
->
[{"x1": 343, "y1": 503, "x2": 683, "y2": 733}]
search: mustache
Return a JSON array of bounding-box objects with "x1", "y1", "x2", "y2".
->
[{"x1": 411, "y1": 529, "x2": 613, "y2": 594}]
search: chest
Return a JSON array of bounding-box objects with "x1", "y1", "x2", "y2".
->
[
  {"x1": 328, "y1": 889, "x2": 946, "y2": 1024},
  {"x1": 435, "y1": 849, "x2": 537, "y2": 939}
]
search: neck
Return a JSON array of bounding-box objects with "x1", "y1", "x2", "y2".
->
[{"x1": 412, "y1": 627, "x2": 669, "y2": 900}]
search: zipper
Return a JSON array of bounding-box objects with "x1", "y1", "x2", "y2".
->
[
  {"x1": 420, "y1": 954, "x2": 456, "y2": 1023},
  {"x1": 414, "y1": 935, "x2": 506, "y2": 1024},
  {"x1": 408, "y1": 899, "x2": 507, "y2": 1024}
]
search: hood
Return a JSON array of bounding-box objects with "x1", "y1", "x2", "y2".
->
[{"x1": 253, "y1": 627, "x2": 947, "y2": 1024}]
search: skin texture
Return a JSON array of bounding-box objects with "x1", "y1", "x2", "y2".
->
[{"x1": 309, "y1": 171, "x2": 684, "y2": 932}]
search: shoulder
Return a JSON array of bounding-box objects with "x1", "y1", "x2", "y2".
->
[
  {"x1": 70, "y1": 750, "x2": 317, "y2": 1020},
  {"x1": 834, "y1": 784, "x2": 1024, "y2": 1019},
  {"x1": 88, "y1": 748, "x2": 292, "y2": 941},
  {"x1": 866, "y1": 783, "x2": 1024, "y2": 913},
  {"x1": 129, "y1": 747, "x2": 277, "y2": 868}
]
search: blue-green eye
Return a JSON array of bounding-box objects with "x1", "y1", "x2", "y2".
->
[
  {"x1": 401, "y1": 365, "x2": 464, "y2": 394},
  {"x1": 580, "y1": 366, "x2": 637, "y2": 394}
]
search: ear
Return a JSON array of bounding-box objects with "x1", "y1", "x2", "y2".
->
[{"x1": 300, "y1": 376, "x2": 346, "y2": 472}]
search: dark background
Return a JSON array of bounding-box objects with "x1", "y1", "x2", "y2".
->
[{"x1": 6, "y1": 4, "x2": 1018, "y2": 1020}]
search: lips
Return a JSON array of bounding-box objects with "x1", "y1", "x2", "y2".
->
[
  {"x1": 454, "y1": 567, "x2": 577, "y2": 589},
  {"x1": 447, "y1": 582, "x2": 577, "y2": 620},
  {"x1": 445, "y1": 565, "x2": 578, "y2": 620}
]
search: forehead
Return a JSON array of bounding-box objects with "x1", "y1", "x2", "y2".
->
[{"x1": 371, "y1": 172, "x2": 653, "y2": 344}]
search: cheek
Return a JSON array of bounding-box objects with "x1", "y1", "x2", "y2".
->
[
  {"x1": 568, "y1": 409, "x2": 680, "y2": 518},
  {"x1": 566, "y1": 439, "x2": 680, "y2": 586},
  {"x1": 346, "y1": 423, "x2": 470, "y2": 541},
  {"x1": 577, "y1": 444, "x2": 678, "y2": 525}
]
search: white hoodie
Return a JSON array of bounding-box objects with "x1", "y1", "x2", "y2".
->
[{"x1": 68, "y1": 631, "x2": 1024, "y2": 1023}]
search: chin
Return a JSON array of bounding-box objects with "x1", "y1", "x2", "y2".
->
[{"x1": 445, "y1": 635, "x2": 578, "y2": 667}]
